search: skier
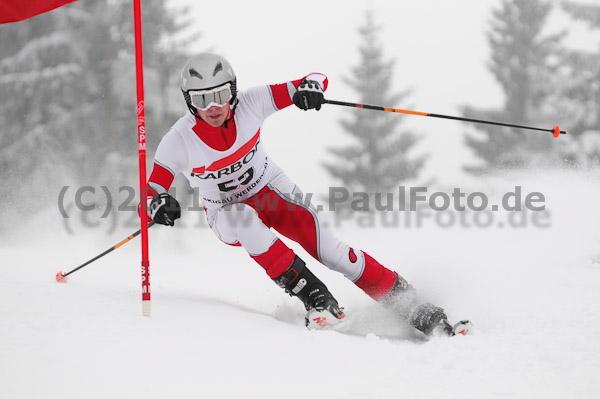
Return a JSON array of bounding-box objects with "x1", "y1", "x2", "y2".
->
[{"x1": 143, "y1": 53, "x2": 469, "y2": 336}]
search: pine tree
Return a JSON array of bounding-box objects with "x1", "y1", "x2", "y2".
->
[
  {"x1": 0, "y1": 0, "x2": 194, "y2": 231},
  {"x1": 463, "y1": 0, "x2": 563, "y2": 172},
  {"x1": 323, "y1": 12, "x2": 425, "y2": 197},
  {"x1": 543, "y1": 1, "x2": 600, "y2": 168},
  {"x1": 556, "y1": 1, "x2": 600, "y2": 135}
]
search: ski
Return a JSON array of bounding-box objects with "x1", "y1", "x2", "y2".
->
[{"x1": 304, "y1": 308, "x2": 473, "y2": 339}]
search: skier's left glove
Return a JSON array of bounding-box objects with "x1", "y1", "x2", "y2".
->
[
  {"x1": 292, "y1": 80, "x2": 324, "y2": 111},
  {"x1": 148, "y1": 193, "x2": 181, "y2": 226}
]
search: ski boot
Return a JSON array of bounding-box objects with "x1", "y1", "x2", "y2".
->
[
  {"x1": 381, "y1": 273, "x2": 472, "y2": 337},
  {"x1": 379, "y1": 272, "x2": 419, "y2": 319},
  {"x1": 273, "y1": 256, "x2": 345, "y2": 330},
  {"x1": 410, "y1": 302, "x2": 450, "y2": 335}
]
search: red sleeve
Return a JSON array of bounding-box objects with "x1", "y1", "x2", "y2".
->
[
  {"x1": 144, "y1": 162, "x2": 175, "y2": 202},
  {"x1": 139, "y1": 163, "x2": 175, "y2": 219},
  {"x1": 149, "y1": 163, "x2": 175, "y2": 190},
  {"x1": 269, "y1": 73, "x2": 328, "y2": 110}
]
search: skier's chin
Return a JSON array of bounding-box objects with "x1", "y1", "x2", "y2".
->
[{"x1": 202, "y1": 115, "x2": 225, "y2": 127}]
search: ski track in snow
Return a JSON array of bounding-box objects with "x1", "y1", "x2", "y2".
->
[{"x1": 1, "y1": 169, "x2": 600, "y2": 399}]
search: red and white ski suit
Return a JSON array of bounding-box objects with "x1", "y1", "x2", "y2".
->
[{"x1": 147, "y1": 74, "x2": 397, "y2": 300}]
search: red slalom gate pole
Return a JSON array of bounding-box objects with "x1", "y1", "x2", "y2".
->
[{"x1": 133, "y1": 0, "x2": 151, "y2": 317}]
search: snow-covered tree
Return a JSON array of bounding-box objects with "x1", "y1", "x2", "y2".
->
[
  {"x1": 463, "y1": 0, "x2": 564, "y2": 173},
  {"x1": 0, "y1": 0, "x2": 194, "y2": 231},
  {"x1": 543, "y1": 1, "x2": 600, "y2": 168},
  {"x1": 323, "y1": 12, "x2": 425, "y2": 196},
  {"x1": 555, "y1": 1, "x2": 600, "y2": 135}
]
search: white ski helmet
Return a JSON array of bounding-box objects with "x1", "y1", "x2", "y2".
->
[{"x1": 181, "y1": 53, "x2": 237, "y2": 115}]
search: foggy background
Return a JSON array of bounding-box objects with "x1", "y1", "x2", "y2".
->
[
  {"x1": 2, "y1": 2, "x2": 600, "y2": 398},
  {"x1": 1, "y1": 0, "x2": 599, "y2": 237}
]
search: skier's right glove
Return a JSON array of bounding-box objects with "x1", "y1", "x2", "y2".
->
[{"x1": 148, "y1": 193, "x2": 181, "y2": 226}]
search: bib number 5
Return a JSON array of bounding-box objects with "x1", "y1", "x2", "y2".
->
[{"x1": 218, "y1": 167, "x2": 255, "y2": 193}]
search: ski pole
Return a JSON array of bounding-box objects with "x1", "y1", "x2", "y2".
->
[
  {"x1": 323, "y1": 99, "x2": 567, "y2": 138},
  {"x1": 55, "y1": 221, "x2": 156, "y2": 283}
]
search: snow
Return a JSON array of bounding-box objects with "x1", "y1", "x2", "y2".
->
[{"x1": 1, "y1": 168, "x2": 600, "y2": 399}]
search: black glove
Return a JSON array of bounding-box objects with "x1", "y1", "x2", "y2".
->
[
  {"x1": 149, "y1": 193, "x2": 181, "y2": 226},
  {"x1": 292, "y1": 80, "x2": 324, "y2": 111}
]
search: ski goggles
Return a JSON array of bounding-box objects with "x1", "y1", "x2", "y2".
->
[{"x1": 188, "y1": 83, "x2": 232, "y2": 111}]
